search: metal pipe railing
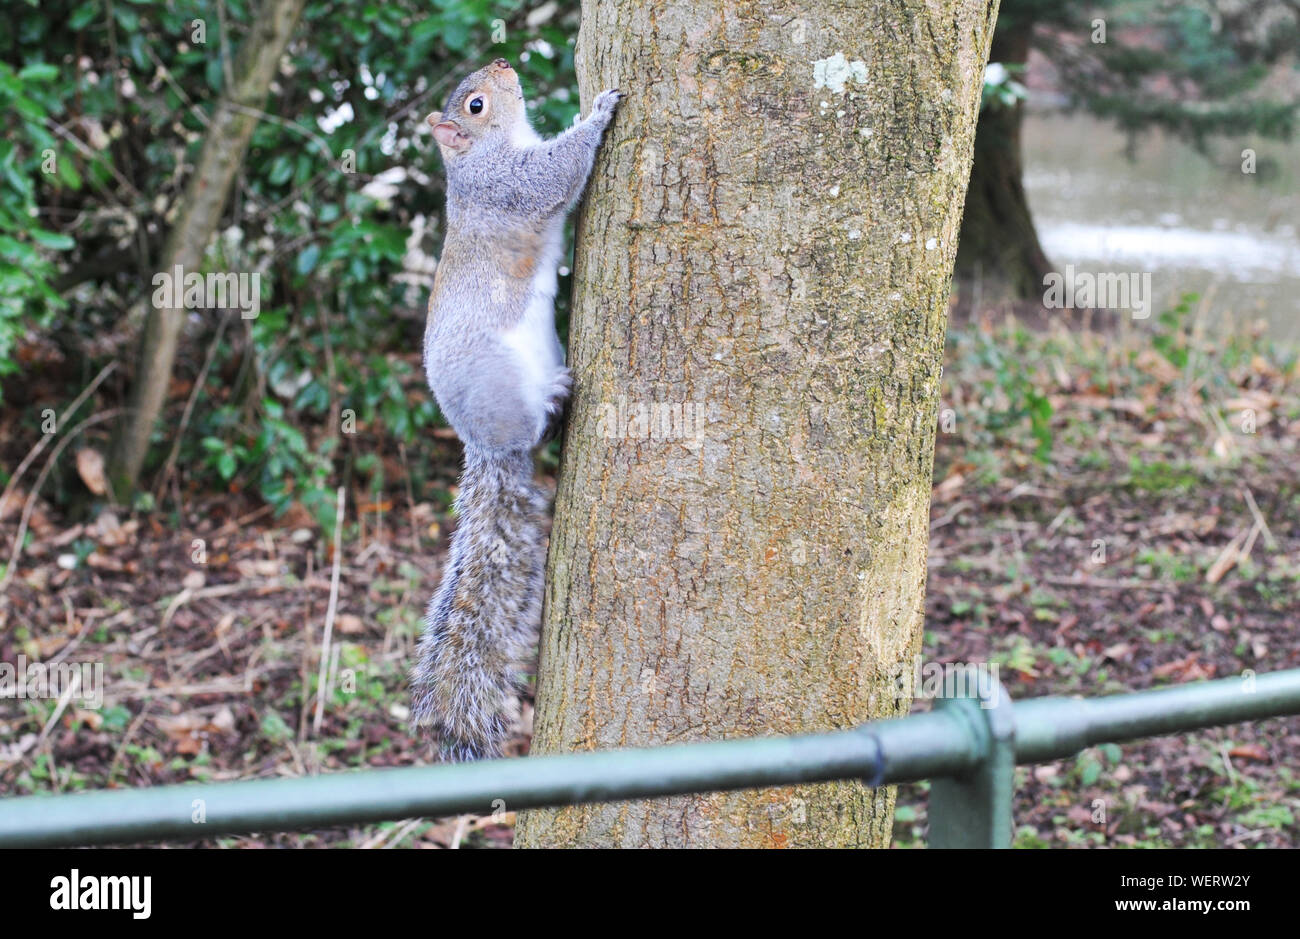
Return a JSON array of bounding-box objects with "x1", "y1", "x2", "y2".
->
[
  {"x1": 0, "y1": 710, "x2": 977, "y2": 848},
  {"x1": 1013, "y1": 668, "x2": 1300, "y2": 763},
  {"x1": 0, "y1": 668, "x2": 1297, "y2": 848}
]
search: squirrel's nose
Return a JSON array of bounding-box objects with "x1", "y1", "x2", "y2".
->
[{"x1": 492, "y1": 58, "x2": 511, "y2": 71}]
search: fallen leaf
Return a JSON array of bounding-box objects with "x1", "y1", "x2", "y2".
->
[
  {"x1": 235, "y1": 559, "x2": 281, "y2": 578},
  {"x1": 1134, "y1": 349, "x2": 1181, "y2": 385},
  {"x1": 0, "y1": 733, "x2": 38, "y2": 766},
  {"x1": 210, "y1": 706, "x2": 237, "y2": 733},
  {"x1": 1066, "y1": 804, "x2": 1095, "y2": 825},
  {"x1": 1152, "y1": 655, "x2": 1214, "y2": 682},
  {"x1": 0, "y1": 488, "x2": 26, "y2": 522},
  {"x1": 932, "y1": 471, "x2": 965, "y2": 503},
  {"x1": 75, "y1": 709, "x2": 103, "y2": 730},
  {"x1": 174, "y1": 735, "x2": 203, "y2": 756},
  {"x1": 85, "y1": 551, "x2": 125, "y2": 572},
  {"x1": 1227, "y1": 744, "x2": 1269, "y2": 763},
  {"x1": 76, "y1": 447, "x2": 108, "y2": 495},
  {"x1": 1102, "y1": 642, "x2": 1134, "y2": 662},
  {"x1": 95, "y1": 511, "x2": 135, "y2": 547}
]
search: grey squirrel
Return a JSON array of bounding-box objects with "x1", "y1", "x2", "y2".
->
[{"x1": 410, "y1": 59, "x2": 622, "y2": 761}]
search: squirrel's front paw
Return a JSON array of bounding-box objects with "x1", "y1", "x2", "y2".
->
[
  {"x1": 591, "y1": 88, "x2": 623, "y2": 125},
  {"x1": 540, "y1": 368, "x2": 572, "y2": 444}
]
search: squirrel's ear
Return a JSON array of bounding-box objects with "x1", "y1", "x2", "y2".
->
[{"x1": 431, "y1": 120, "x2": 469, "y2": 152}]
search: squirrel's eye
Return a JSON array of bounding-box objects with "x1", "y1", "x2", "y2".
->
[{"x1": 468, "y1": 97, "x2": 484, "y2": 115}]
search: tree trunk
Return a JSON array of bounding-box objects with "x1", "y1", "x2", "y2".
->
[
  {"x1": 953, "y1": 24, "x2": 1052, "y2": 304},
  {"x1": 108, "y1": 0, "x2": 306, "y2": 499},
  {"x1": 516, "y1": 0, "x2": 999, "y2": 848}
]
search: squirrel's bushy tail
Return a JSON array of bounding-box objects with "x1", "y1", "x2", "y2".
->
[{"x1": 410, "y1": 447, "x2": 548, "y2": 761}]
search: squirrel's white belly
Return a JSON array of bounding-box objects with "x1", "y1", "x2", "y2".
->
[{"x1": 498, "y1": 231, "x2": 565, "y2": 427}]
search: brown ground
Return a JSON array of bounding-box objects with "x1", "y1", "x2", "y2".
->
[{"x1": 1, "y1": 305, "x2": 1296, "y2": 848}]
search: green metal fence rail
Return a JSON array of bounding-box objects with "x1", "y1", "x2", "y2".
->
[{"x1": 2, "y1": 668, "x2": 1299, "y2": 848}]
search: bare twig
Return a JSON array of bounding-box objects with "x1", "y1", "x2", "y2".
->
[
  {"x1": 1044, "y1": 576, "x2": 1175, "y2": 592},
  {"x1": 449, "y1": 814, "x2": 473, "y2": 850},
  {"x1": 312, "y1": 487, "x2": 346, "y2": 736},
  {"x1": 115, "y1": 678, "x2": 255, "y2": 701},
  {"x1": 1206, "y1": 529, "x2": 1250, "y2": 585},
  {"x1": 398, "y1": 442, "x2": 422, "y2": 554},
  {"x1": 379, "y1": 817, "x2": 426, "y2": 849},
  {"x1": 215, "y1": 0, "x2": 236, "y2": 92},
  {"x1": 36, "y1": 668, "x2": 83, "y2": 747},
  {"x1": 358, "y1": 816, "x2": 423, "y2": 849},
  {"x1": 153, "y1": 310, "x2": 235, "y2": 505},
  {"x1": 1240, "y1": 486, "x2": 1278, "y2": 552},
  {"x1": 0, "y1": 409, "x2": 123, "y2": 594},
  {"x1": 158, "y1": 578, "x2": 291, "y2": 631},
  {"x1": 106, "y1": 703, "x2": 155, "y2": 784},
  {"x1": 42, "y1": 118, "x2": 145, "y2": 205},
  {"x1": 138, "y1": 40, "x2": 211, "y2": 128},
  {"x1": 226, "y1": 102, "x2": 338, "y2": 164},
  {"x1": 210, "y1": 503, "x2": 275, "y2": 538},
  {"x1": 0, "y1": 362, "x2": 116, "y2": 521}
]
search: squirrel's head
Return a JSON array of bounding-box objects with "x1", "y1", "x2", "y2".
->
[{"x1": 427, "y1": 59, "x2": 526, "y2": 160}]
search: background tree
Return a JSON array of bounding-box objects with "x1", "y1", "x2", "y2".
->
[
  {"x1": 108, "y1": 0, "x2": 307, "y2": 497},
  {"x1": 955, "y1": 0, "x2": 1300, "y2": 303},
  {"x1": 516, "y1": 0, "x2": 999, "y2": 848}
]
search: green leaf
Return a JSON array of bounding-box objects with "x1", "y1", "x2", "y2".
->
[
  {"x1": 268, "y1": 154, "x2": 293, "y2": 185},
  {"x1": 411, "y1": 19, "x2": 443, "y2": 43},
  {"x1": 30, "y1": 229, "x2": 74, "y2": 250},
  {"x1": 0, "y1": 236, "x2": 39, "y2": 263},
  {"x1": 112, "y1": 6, "x2": 138, "y2": 31},
  {"x1": 442, "y1": 20, "x2": 470, "y2": 51},
  {"x1": 17, "y1": 63, "x2": 59, "y2": 82},
  {"x1": 296, "y1": 243, "x2": 321, "y2": 275},
  {"x1": 68, "y1": 4, "x2": 97, "y2": 30}
]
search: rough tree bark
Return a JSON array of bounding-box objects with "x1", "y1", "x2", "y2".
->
[
  {"x1": 953, "y1": 22, "x2": 1052, "y2": 304},
  {"x1": 108, "y1": 0, "x2": 306, "y2": 498},
  {"x1": 516, "y1": 0, "x2": 999, "y2": 848}
]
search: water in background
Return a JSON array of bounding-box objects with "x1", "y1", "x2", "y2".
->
[{"x1": 1022, "y1": 110, "x2": 1300, "y2": 342}]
